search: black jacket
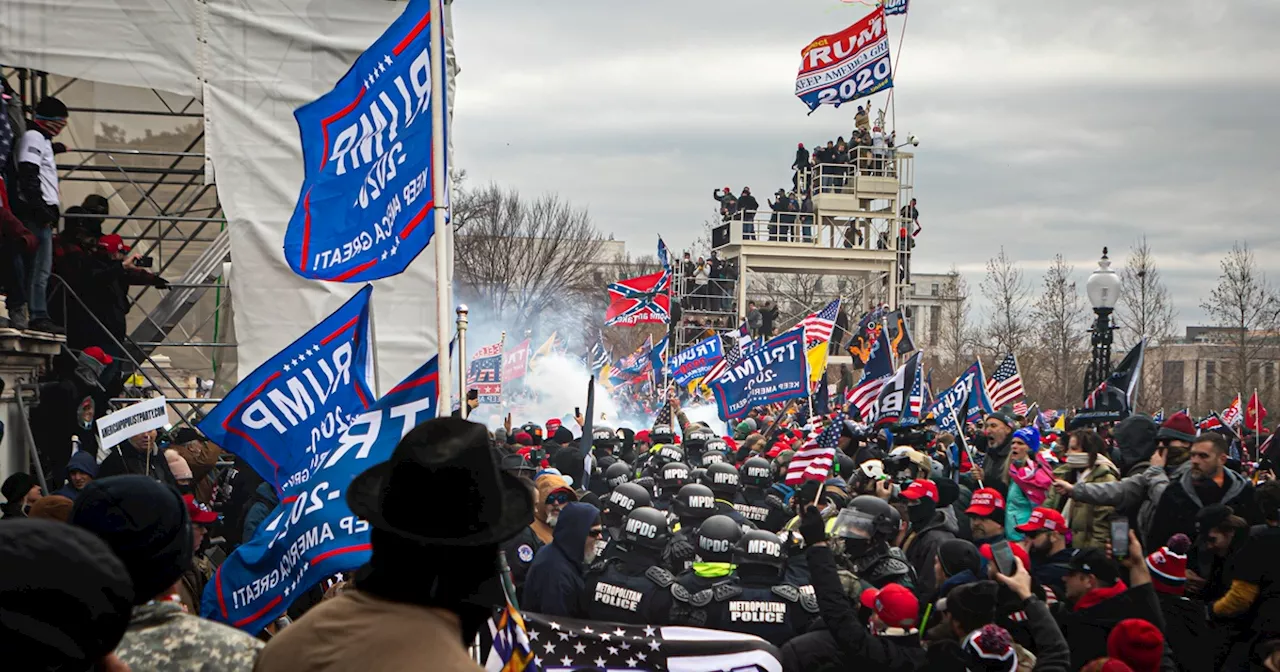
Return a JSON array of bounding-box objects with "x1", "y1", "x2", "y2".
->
[
  {"x1": 1054, "y1": 582, "x2": 1168, "y2": 671},
  {"x1": 903, "y1": 512, "x2": 956, "y2": 597},
  {"x1": 522, "y1": 502, "x2": 597, "y2": 617},
  {"x1": 1147, "y1": 465, "x2": 1259, "y2": 550},
  {"x1": 1155, "y1": 591, "x2": 1211, "y2": 672},
  {"x1": 792, "y1": 147, "x2": 809, "y2": 171},
  {"x1": 97, "y1": 443, "x2": 178, "y2": 490}
]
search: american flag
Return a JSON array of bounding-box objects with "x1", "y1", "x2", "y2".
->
[
  {"x1": 588, "y1": 339, "x2": 610, "y2": 376},
  {"x1": 799, "y1": 299, "x2": 841, "y2": 345},
  {"x1": 1013, "y1": 401, "x2": 1029, "y2": 417},
  {"x1": 786, "y1": 412, "x2": 845, "y2": 485},
  {"x1": 987, "y1": 354, "x2": 1025, "y2": 410},
  {"x1": 908, "y1": 359, "x2": 925, "y2": 418},
  {"x1": 846, "y1": 331, "x2": 894, "y2": 420},
  {"x1": 731, "y1": 319, "x2": 752, "y2": 352},
  {"x1": 1083, "y1": 380, "x2": 1108, "y2": 410},
  {"x1": 484, "y1": 611, "x2": 782, "y2": 672},
  {"x1": 702, "y1": 333, "x2": 742, "y2": 384}
]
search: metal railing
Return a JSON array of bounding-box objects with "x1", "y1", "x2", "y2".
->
[
  {"x1": 713, "y1": 212, "x2": 915, "y2": 253},
  {"x1": 47, "y1": 273, "x2": 205, "y2": 427}
]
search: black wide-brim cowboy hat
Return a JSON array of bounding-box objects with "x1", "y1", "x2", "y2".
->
[{"x1": 348, "y1": 417, "x2": 535, "y2": 547}]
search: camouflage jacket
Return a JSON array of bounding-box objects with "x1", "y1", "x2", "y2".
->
[{"x1": 115, "y1": 601, "x2": 263, "y2": 671}]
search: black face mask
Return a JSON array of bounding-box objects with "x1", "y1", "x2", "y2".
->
[
  {"x1": 907, "y1": 499, "x2": 936, "y2": 529},
  {"x1": 841, "y1": 537, "x2": 874, "y2": 560}
]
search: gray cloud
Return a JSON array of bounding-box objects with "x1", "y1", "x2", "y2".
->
[{"x1": 450, "y1": 0, "x2": 1280, "y2": 328}]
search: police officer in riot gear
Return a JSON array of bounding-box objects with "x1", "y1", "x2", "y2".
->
[
  {"x1": 601, "y1": 482, "x2": 651, "y2": 539},
  {"x1": 588, "y1": 426, "x2": 621, "y2": 497},
  {"x1": 683, "y1": 425, "x2": 716, "y2": 465},
  {"x1": 831, "y1": 495, "x2": 916, "y2": 592},
  {"x1": 664, "y1": 483, "x2": 717, "y2": 573},
  {"x1": 581, "y1": 506, "x2": 676, "y2": 624},
  {"x1": 670, "y1": 514, "x2": 743, "y2": 627},
  {"x1": 651, "y1": 461, "x2": 690, "y2": 511},
  {"x1": 699, "y1": 450, "x2": 727, "y2": 467},
  {"x1": 700, "y1": 462, "x2": 753, "y2": 528},
  {"x1": 736, "y1": 457, "x2": 775, "y2": 529},
  {"x1": 603, "y1": 461, "x2": 632, "y2": 491},
  {"x1": 650, "y1": 426, "x2": 676, "y2": 447},
  {"x1": 694, "y1": 530, "x2": 819, "y2": 646},
  {"x1": 834, "y1": 451, "x2": 856, "y2": 481}
]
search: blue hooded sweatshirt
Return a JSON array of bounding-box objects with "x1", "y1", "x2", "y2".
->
[
  {"x1": 522, "y1": 501, "x2": 599, "y2": 617},
  {"x1": 54, "y1": 451, "x2": 99, "y2": 500}
]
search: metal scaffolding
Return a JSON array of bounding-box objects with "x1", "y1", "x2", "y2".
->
[{"x1": 3, "y1": 68, "x2": 233, "y2": 426}]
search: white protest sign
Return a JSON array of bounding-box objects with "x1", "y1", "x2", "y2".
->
[{"x1": 96, "y1": 397, "x2": 170, "y2": 450}]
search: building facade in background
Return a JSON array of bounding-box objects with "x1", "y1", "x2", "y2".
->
[{"x1": 1151, "y1": 326, "x2": 1280, "y2": 415}]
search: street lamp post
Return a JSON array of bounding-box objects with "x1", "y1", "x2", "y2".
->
[{"x1": 1084, "y1": 247, "x2": 1121, "y2": 399}]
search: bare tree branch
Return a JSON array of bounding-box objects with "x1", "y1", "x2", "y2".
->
[
  {"x1": 1200, "y1": 243, "x2": 1280, "y2": 404},
  {"x1": 1030, "y1": 254, "x2": 1088, "y2": 409},
  {"x1": 980, "y1": 247, "x2": 1031, "y2": 359}
]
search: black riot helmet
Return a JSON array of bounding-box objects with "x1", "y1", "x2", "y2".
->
[
  {"x1": 833, "y1": 495, "x2": 902, "y2": 545},
  {"x1": 689, "y1": 467, "x2": 707, "y2": 485},
  {"x1": 834, "y1": 451, "x2": 855, "y2": 480},
  {"x1": 702, "y1": 462, "x2": 742, "y2": 499},
  {"x1": 603, "y1": 482, "x2": 652, "y2": 528},
  {"x1": 604, "y1": 461, "x2": 633, "y2": 489},
  {"x1": 673, "y1": 483, "x2": 717, "y2": 527},
  {"x1": 684, "y1": 426, "x2": 717, "y2": 453},
  {"x1": 733, "y1": 529, "x2": 786, "y2": 570},
  {"x1": 650, "y1": 426, "x2": 676, "y2": 445},
  {"x1": 592, "y1": 425, "x2": 618, "y2": 448},
  {"x1": 700, "y1": 450, "x2": 727, "y2": 467},
  {"x1": 658, "y1": 462, "x2": 691, "y2": 491},
  {"x1": 704, "y1": 437, "x2": 729, "y2": 455},
  {"x1": 653, "y1": 443, "x2": 685, "y2": 467},
  {"x1": 740, "y1": 457, "x2": 772, "y2": 488},
  {"x1": 620, "y1": 506, "x2": 672, "y2": 552},
  {"x1": 695, "y1": 514, "x2": 743, "y2": 563}
]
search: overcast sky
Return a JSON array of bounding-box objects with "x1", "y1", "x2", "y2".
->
[{"x1": 449, "y1": 0, "x2": 1280, "y2": 329}]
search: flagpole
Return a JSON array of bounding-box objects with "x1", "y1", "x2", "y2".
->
[
  {"x1": 1255, "y1": 388, "x2": 1261, "y2": 462},
  {"x1": 498, "y1": 331, "x2": 507, "y2": 414},
  {"x1": 456, "y1": 305, "x2": 469, "y2": 418},
  {"x1": 430, "y1": 0, "x2": 453, "y2": 418}
]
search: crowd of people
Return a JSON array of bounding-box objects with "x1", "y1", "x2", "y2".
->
[
  {"x1": 1, "y1": 86, "x2": 169, "y2": 357},
  {"x1": 489, "y1": 398, "x2": 1280, "y2": 671},
  {"x1": 6, "y1": 369, "x2": 1280, "y2": 671}
]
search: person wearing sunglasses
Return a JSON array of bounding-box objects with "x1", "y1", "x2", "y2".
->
[
  {"x1": 522, "y1": 501, "x2": 602, "y2": 618},
  {"x1": 499, "y1": 473, "x2": 578, "y2": 603}
]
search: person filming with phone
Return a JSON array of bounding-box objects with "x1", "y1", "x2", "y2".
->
[{"x1": 64, "y1": 231, "x2": 168, "y2": 365}]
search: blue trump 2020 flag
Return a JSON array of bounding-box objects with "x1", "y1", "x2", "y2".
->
[
  {"x1": 670, "y1": 335, "x2": 723, "y2": 387},
  {"x1": 711, "y1": 328, "x2": 809, "y2": 421},
  {"x1": 930, "y1": 360, "x2": 993, "y2": 434},
  {"x1": 283, "y1": 0, "x2": 445, "y2": 282},
  {"x1": 203, "y1": 355, "x2": 440, "y2": 633},
  {"x1": 198, "y1": 287, "x2": 375, "y2": 491}
]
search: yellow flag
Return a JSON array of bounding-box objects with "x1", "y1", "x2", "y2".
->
[
  {"x1": 528, "y1": 331, "x2": 558, "y2": 371},
  {"x1": 806, "y1": 341, "x2": 830, "y2": 385},
  {"x1": 1053, "y1": 413, "x2": 1065, "y2": 432}
]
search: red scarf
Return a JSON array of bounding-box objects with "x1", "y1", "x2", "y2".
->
[{"x1": 1073, "y1": 580, "x2": 1128, "y2": 611}]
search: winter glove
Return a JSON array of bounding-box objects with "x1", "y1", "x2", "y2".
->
[
  {"x1": 799, "y1": 505, "x2": 827, "y2": 547},
  {"x1": 664, "y1": 537, "x2": 696, "y2": 568},
  {"x1": 765, "y1": 494, "x2": 787, "y2": 511},
  {"x1": 153, "y1": 276, "x2": 170, "y2": 290},
  {"x1": 52, "y1": 142, "x2": 67, "y2": 154}
]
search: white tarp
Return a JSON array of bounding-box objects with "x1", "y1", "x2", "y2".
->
[{"x1": 1, "y1": 0, "x2": 457, "y2": 393}]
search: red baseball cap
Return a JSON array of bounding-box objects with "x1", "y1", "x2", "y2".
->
[
  {"x1": 860, "y1": 583, "x2": 919, "y2": 629},
  {"x1": 184, "y1": 494, "x2": 218, "y2": 525},
  {"x1": 981, "y1": 541, "x2": 1031, "y2": 575},
  {"x1": 635, "y1": 430, "x2": 651, "y2": 444},
  {"x1": 546, "y1": 418, "x2": 562, "y2": 433},
  {"x1": 966, "y1": 488, "x2": 1006, "y2": 517},
  {"x1": 900, "y1": 479, "x2": 939, "y2": 503},
  {"x1": 99, "y1": 233, "x2": 131, "y2": 255},
  {"x1": 1016, "y1": 507, "x2": 1067, "y2": 534},
  {"x1": 82, "y1": 346, "x2": 113, "y2": 366}
]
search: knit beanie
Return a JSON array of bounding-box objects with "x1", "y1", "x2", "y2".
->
[
  {"x1": 962, "y1": 623, "x2": 1018, "y2": 672},
  {"x1": 1080, "y1": 660, "x2": 1136, "y2": 672},
  {"x1": 988, "y1": 410, "x2": 1016, "y2": 430},
  {"x1": 27, "y1": 495, "x2": 75, "y2": 523},
  {"x1": 1145, "y1": 533, "x2": 1190, "y2": 596},
  {"x1": 947, "y1": 580, "x2": 1000, "y2": 629},
  {"x1": 1156, "y1": 412, "x2": 1197, "y2": 443},
  {"x1": 71, "y1": 475, "x2": 192, "y2": 604},
  {"x1": 1107, "y1": 618, "x2": 1164, "y2": 672},
  {"x1": 938, "y1": 538, "x2": 982, "y2": 578}
]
